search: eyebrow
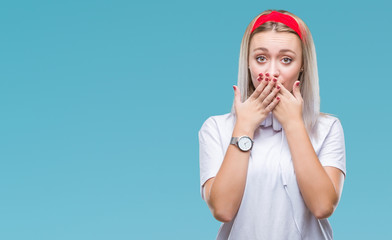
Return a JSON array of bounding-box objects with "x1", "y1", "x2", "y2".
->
[{"x1": 253, "y1": 47, "x2": 296, "y2": 55}]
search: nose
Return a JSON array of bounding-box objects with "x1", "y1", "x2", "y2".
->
[{"x1": 266, "y1": 61, "x2": 280, "y2": 79}]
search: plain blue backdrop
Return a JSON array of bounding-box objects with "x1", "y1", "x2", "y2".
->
[{"x1": 0, "y1": 0, "x2": 391, "y2": 239}]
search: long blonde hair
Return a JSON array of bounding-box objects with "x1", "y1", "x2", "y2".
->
[{"x1": 231, "y1": 9, "x2": 320, "y2": 135}]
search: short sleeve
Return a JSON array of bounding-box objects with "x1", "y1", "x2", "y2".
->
[
  {"x1": 198, "y1": 117, "x2": 225, "y2": 201},
  {"x1": 318, "y1": 119, "x2": 346, "y2": 177}
]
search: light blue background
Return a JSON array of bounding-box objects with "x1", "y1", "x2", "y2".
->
[{"x1": 0, "y1": 0, "x2": 391, "y2": 239}]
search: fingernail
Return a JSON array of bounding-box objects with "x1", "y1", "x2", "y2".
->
[
  {"x1": 265, "y1": 77, "x2": 269, "y2": 81},
  {"x1": 276, "y1": 97, "x2": 280, "y2": 100},
  {"x1": 296, "y1": 81, "x2": 300, "y2": 86},
  {"x1": 259, "y1": 73, "x2": 263, "y2": 77},
  {"x1": 266, "y1": 73, "x2": 270, "y2": 77},
  {"x1": 233, "y1": 86, "x2": 236, "y2": 90},
  {"x1": 277, "y1": 85, "x2": 280, "y2": 89},
  {"x1": 257, "y1": 76, "x2": 261, "y2": 82},
  {"x1": 273, "y1": 78, "x2": 277, "y2": 82}
]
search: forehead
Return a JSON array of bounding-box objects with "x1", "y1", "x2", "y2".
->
[{"x1": 249, "y1": 31, "x2": 302, "y2": 54}]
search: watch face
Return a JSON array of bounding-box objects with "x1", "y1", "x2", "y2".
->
[{"x1": 238, "y1": 137, "x2": 252, "y2": 151}]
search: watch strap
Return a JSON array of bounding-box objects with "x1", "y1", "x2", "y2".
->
[{"x1": 230, "y1": 137, "x2": 239, "y2": 145}]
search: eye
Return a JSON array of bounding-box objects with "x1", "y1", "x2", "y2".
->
[
  {"x1": 281, "y1": 57, "x2": 292, "y2": 64},
  {"x1": 256, "y1": 55, "x2": 267, "y2": 63}
]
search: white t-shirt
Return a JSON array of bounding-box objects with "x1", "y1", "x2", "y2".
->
[{"x1": 199, "y1": 112, "x2": 346, "y2": 240}]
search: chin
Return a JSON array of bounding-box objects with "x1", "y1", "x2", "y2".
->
[{"x1": 283, "y1": 85, "x2": 292, "y2": 92}]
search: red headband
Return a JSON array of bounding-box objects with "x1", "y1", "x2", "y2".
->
[{"x1": 251, "y1": 11, "x2": 303, "y2": 40}]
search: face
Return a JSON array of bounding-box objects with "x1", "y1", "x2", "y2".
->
[{"x1": 248, "y1": 31, "x2": 303, "y2": 92}]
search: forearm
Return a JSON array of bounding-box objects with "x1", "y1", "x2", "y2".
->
[
  {"x1": 284, "y1": 120, "x2": 338, "y2": 219},
  {"x1": 208, "y1": 122, "x2": 254, "y2": 222}
]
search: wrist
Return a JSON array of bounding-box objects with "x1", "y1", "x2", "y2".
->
[
  {"x1": 282, "y1": 118, "x2": 305, "y2": 133},
  {"x1": 233, "y1": 121, "x2": 255, "y2": 139}
]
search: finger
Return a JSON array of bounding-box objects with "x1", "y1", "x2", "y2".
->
[
  {"x1": 277, "y1": 82, "x2": 296, "y2": 99},
  {"x1": 233, "y1": 85, "x2": 241, "y2": 105},
  {"x1": 250, "y1": 76, "x2": 269, "y2": 100},
  {"x1": 292, "y1": 81, "x2": 302, "y2": 100},
  {"x1": 265, "y1": 95, "x2": 281, "y2": 112},
  {"x1": 257, "y1": 77, "x2": 276, "y2": 102},
  {"x1": 276, "y1": 82, "x2": 290, "y2": 95},
  {"x1": 261, "y1": 84, "x2": 281, "y2": 108}
]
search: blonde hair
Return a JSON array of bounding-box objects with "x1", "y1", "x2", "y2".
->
[{"x1": 231, "y1": 9, "x2": 320, "y2": 135}]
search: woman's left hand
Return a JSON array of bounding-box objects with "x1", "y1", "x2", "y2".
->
[{"x1": 272, "y1": 81, "x2": 304, "y2": 128}]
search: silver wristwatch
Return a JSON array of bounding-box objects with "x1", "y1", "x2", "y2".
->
[{"x1": 230, "y1": 136, "x2": 253, "y2": 152}]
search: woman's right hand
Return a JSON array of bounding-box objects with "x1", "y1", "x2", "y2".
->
[{"x1": 233, "y1": 74, "x2": 281, "y2": 133}]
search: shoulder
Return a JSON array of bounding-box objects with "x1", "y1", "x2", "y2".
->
[
  {"x1": 313, "y1": 113, "x2": 346, "y2": 175},
  {"x1": 316, "y1": 113, "x2": 343, "y2": 133},
  {"x1": 199, "y1": 112, "x2": 235, "y2": 141},
  {"x1": 199, "y1": 112, "x2": 235, "y2": 132},
  {"x1": 311, "y1": 113, "x2": 345, "y2": 149}
]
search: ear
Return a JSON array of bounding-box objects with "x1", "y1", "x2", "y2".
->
[{"x1": 298, "y1": 67, "x2": 304, "y2": 80}]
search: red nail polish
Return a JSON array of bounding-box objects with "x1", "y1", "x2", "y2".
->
[
  {"x1": 296, "y1": 82, "x2": 300, "y2": 86},
  {"x1": 259, "y1": 73, "x2": 263, "y2": 77},
  {"x1": 233, "y1": 86, "x2": 236, "y2": 90},
  {"x1": 257, "y1": 77, "x2": 261, "y2": 82},
  {"x1": 273, "y1": 78, "x2": 277, "y2": 82},
  {"x1": 266, "y1": 73, "x2": 270, "y2": 77},
  {"x1": 277, "y1": 85, "x2": 280, "y2": 89},
  {"x1": 265, "y1": 78, "x2": 269, "y2": 81},
  {"x1": 276, "y1": 96, "x2": 280, "y2": 100}
]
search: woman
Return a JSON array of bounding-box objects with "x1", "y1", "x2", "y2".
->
[{"x1": 199, "y1": 10, "x2": 346, "y2": 239}]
